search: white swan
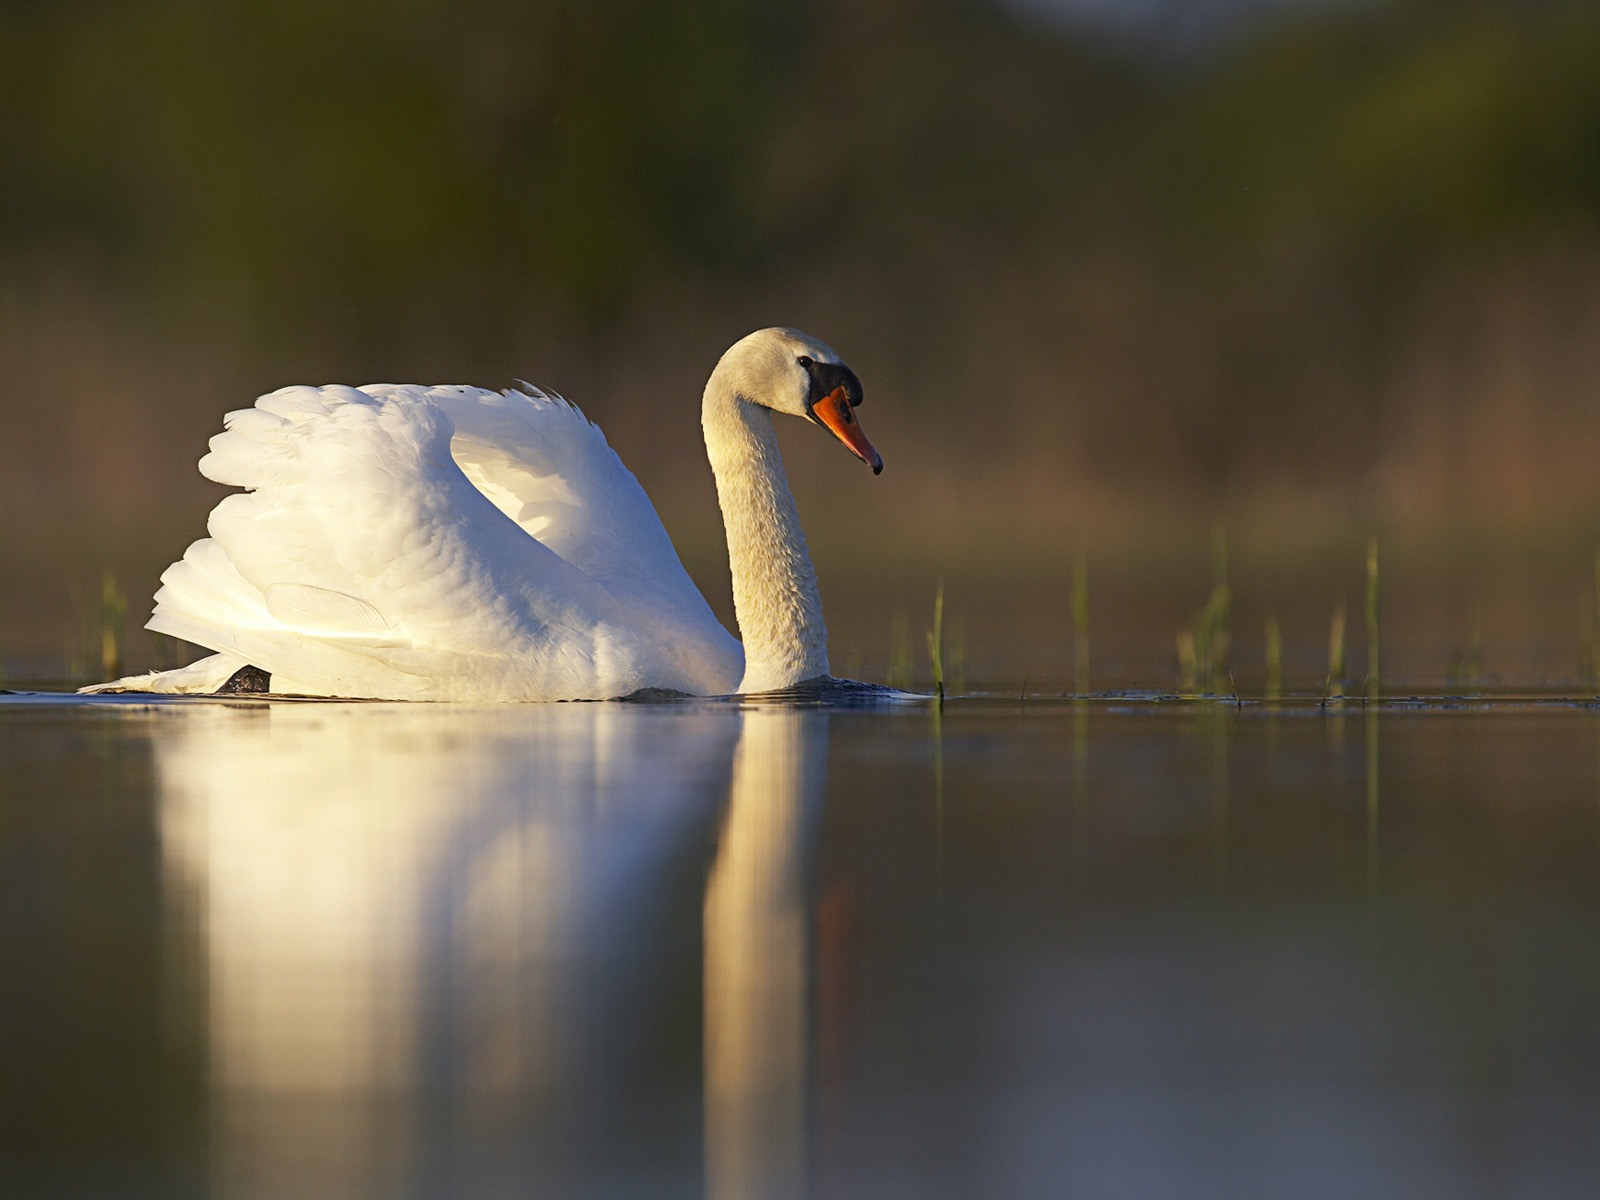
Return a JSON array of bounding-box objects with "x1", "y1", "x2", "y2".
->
[{"x1": 89, "y1": 327, "x2": 882, "y2": 700}]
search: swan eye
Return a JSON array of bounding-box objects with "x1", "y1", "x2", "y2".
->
[{"x1": 796, "y1": 355, "x2": 813, "y2": 369}]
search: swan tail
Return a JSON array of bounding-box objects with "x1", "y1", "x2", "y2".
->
[
  {"x1": 145, "y1": 537, "x2": 281, "y2": 662},
  {"x1": 79, "y1": 653, "x2": 250, "y2": 695}
]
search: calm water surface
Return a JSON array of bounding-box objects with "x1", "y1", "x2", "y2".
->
[{"x1": 3, "y1": 690, "x2": 1600, "y2": 1198}]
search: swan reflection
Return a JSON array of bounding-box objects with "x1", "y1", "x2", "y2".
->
[{"x1": 149, "y1": 698, "x2": 823, "y2": 1197}]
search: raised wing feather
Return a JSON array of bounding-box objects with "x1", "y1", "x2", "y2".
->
[
  {"x1": 145, "y1": 385, "x2": 741, "y2": 700},
  {"x1": 416, "y1": 385, "x2": 716, "y2": 625}
]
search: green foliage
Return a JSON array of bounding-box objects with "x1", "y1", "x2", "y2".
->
[
  {"x1": 7, "y1": 2, "x2": 797, "y2": 317},
  {"x1": 0, "y1": 0, "x2": 1113, "y2": 338},
  {"x1": 9, "y1": 0, "x2": 1596, "y2": 346},
  {"x1": 1159, "y1": 1, "x2": 1600, "y2": 257}
]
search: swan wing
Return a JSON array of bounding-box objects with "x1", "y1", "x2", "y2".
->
[
  {"x1": 418, "y1": 384, "x2": 720, "y2": 624},
  {"x1": 145, "y1": 385, "x2": 742, "y2": 700}
]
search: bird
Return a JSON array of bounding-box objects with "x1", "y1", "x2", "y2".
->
[{"x1": 85, "y1": 327, "x2": 883, "y2": 701}]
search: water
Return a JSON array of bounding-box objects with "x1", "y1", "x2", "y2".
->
[{"x1": 4, "y1": 689, "x2": 1600, "y2": 1198}]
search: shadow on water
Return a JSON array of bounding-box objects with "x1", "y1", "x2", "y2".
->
[{"x1": 6, "y1": 689, "x2": 1600, "y2": 1197}]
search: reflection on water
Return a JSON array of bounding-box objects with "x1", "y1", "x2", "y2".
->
[
  {"x1": 148, "y1": 699, "x2": 825, "y2": 1199},
  {"x1": 705, "y1": 709, "x2": 824, "y2": 1200},
  {"x1": 1367, "y1": 708, "x2": 1381, "y2": 904},
  {"x1": 6, "y1": 693, "x2": 1600, "y2": 1197}
]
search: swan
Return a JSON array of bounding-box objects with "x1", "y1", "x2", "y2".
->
[{"x1": 87, "y1": 327, "x2": 882, "y2": 701}]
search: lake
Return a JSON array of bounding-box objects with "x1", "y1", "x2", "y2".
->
[{"x1": 4, "y1": 689, "x2": 1600, "y2": 1198}]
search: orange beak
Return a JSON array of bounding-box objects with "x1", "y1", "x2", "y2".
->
[{"x1": 812, "y1": 386, "x2": 883, "y2": 475}]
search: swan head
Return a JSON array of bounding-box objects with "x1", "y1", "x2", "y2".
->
[{"x1": 715, "y1": 327, "x2": 883, "y2": 475}]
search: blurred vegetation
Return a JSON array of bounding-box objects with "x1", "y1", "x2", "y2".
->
[
  {"x1": 5, "y1": 0, "x2": 1600, "y2": 675},
  {"x1": 6, "y1": 0, "x2": 1596, "y2": 318}
]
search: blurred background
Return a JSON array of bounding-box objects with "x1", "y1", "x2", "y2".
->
[{"x1": 5, "y1": 0, "x2": 1600, "y2": 688}]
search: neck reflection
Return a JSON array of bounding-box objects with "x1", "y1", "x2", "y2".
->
[{"x1": 704, "y1": 706, "x2": 828, "y2": 1200}]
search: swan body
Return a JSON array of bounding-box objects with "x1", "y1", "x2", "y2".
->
[{"x1": 88, "y1": 328, "x2": 881, "y2": 701}]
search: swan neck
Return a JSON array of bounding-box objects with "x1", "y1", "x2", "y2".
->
[{"x1": 703, "y1": 381, "x2": 828, "y2": 692}]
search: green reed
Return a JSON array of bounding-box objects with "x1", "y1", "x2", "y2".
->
[
  {"x1": 66, "y1": 569, "x2": 129, "y2": 684},
  {"x1": 927, "y1": 582, "x2": 946, "y2": 704},
  {"x1": 1365, "y1": 537, "x2": 1380, "y2": 703},
  {"x1": 1179, "y1": 524, "x2": 1232, "y2": 695},
  {"x1": 888, "y1": 611, "x2": 912, "y2": 690},
  {"x1": 100, "y1": 570, "x2": 127, "y2": 682},
  {"x1": 1324, "y1": 602, "x2": 1347, "y2": 703},
  {"x1": 946, "y1": 617, "x2": 967, "y2": 696},
  {"x1": 1264, "y1": 613, "x2": 1283, "y2": 701},
  {"x1": 1072, "y1": 549, "x2": 1089, "y2": 695},
  {"x1": 1448, "y1": 615, "x2": 1483, "y2": 692},
  {"x1": 1592, "y1": 546, "x2": 1600, "y2": 691}
]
